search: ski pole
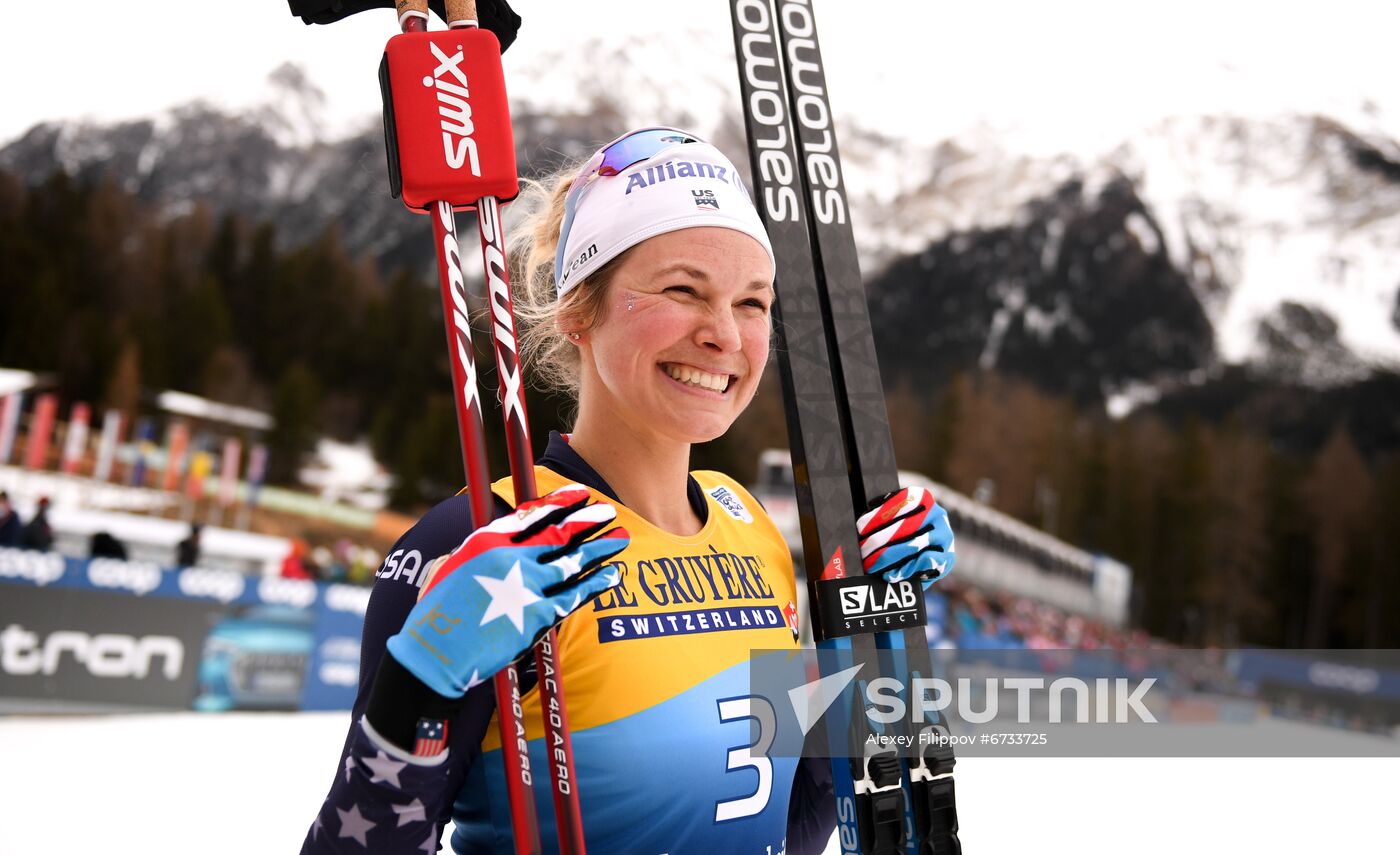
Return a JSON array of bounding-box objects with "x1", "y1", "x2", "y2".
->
[
  {"x1": 444, "y1": 0, "x2": 588, "y2": 844},
  {"x1": 391, "y1": 1, "x2": 589, "y2": 850},
  {"x1": 472, "y1": 189, "x2": 588, "y2": 855},
  {"x1": 390, "y1": 2, "x2": 541, "y2": 852}
]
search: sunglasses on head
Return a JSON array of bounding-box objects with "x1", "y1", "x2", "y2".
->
[{"x1": 554, "y1": 127, "x2": 704, "y2": 287}]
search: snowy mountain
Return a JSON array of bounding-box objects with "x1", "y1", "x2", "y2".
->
[
  {"x1": 4, "y1": 44, "x2": 1399, "y2": 407},
  {"x1": 842, "y1": 114, "x2": 1400, "y2": 381}
]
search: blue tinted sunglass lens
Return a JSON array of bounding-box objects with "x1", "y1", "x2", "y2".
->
[{"x1": 598, "y1": 129, "x2": 698, "y2": 175}]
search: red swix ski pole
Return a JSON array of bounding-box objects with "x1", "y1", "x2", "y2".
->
[
  {"x1": 386, "y1": 2, "x2": 541, "y2": 853},
  {"x1": 474, "y1": 175, "x2": 589, "y2": 855},
  {"x1": 441, "y1": 3, "x2": 588, "y2": 849},
  {"x1": 382, "y1": 2, "x2": 587, "y2": 852}
]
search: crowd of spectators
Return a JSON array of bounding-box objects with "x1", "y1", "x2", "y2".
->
[
  {"x1": 937, "y1": 584, "x2": 1262, "y2": 712},
  {"x1": 938, "y1": 582, "x2": 1154, "y2": 652},
  {"x1": 0, "y1": 491, "x2": 53, "y2": 552},
  {"x1": 1, "y1": 492, "x2": 381, "y2": 585},
  {"x1": 278, "y1": 537, "x2": 381, "y2": 586}
]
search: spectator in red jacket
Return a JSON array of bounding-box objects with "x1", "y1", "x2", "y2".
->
[{"x1": 280, "y1": 539, "x2": 313, "y2": 580}]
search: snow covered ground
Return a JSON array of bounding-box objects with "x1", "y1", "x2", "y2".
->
[{"x1": 0, "y1": 712, "x2": 1394, "y2": 854}]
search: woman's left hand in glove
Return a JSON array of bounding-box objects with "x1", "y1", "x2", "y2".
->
[{"x1": 856, "y1": 486, "x2": 955, "y2": 586}]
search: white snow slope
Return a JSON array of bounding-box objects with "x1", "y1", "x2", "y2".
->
[{"x1": 0, "y1": 712, "x2": 1394, "y2": 854}]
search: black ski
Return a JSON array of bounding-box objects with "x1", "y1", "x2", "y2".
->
[
  {"x1": 767, "y1": 4, "x2": 963, "y2": 854},
  {"x1": 729, "y1": 1, "x2": 963, "y2": 853}
]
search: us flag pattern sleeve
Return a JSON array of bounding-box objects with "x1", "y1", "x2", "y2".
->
[
  {"x1": 303, "y1": 717, "x2": 456, "y2": 853},
  {"x1": 301, "y1": 491, "x2": 499, "y2": 854}
]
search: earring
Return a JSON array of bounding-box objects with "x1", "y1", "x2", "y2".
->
[{"x1": 570, "y1": 332, "x2": 581, "y2": 341}]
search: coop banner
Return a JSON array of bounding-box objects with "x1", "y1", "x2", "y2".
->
[{"x1": 0, "y1": 548, "x2": 366, "y2": 712}]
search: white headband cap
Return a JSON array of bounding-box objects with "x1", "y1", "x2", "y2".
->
[{"x1": 555, "y1": 141, "x2": 776, "y2": 297}]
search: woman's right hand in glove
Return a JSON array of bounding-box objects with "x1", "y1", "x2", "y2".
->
[{"x1": 386, "y1": 484, "x2": 628, "y2": 698}]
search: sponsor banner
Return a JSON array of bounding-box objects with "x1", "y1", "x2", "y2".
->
[
  {"x1": 0, "y1": 582, "x2": 221, "y2": 709},
  {"x1": 0, "y1": 547, "x2": 74, "y2": 588},
  {"x1": 171, "y1": 566, "x2": 250, "y2": 605},
  {"x1": 1233, "y1": 650, "x2": 1400, "y2": 702},
  {"x1": 300, "y1": 583, "x2": 372, "y2": 710},
  {"x1": 0, "y1": 553, "x2": 362, "y2": 712},
  {"x1": 0, "y1": 549, "x2": 317, "y2": 612}
]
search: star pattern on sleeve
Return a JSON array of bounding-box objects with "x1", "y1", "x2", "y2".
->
[
  {"x1": 392, "y1": 797, "x2": 427, "y2": 827},
  {"x1": 344, "y1": 754, "x2": 357, "y2": 783},
  {"x1": 336, "y1": 804, "x2": 376, "y2": 847},
  {"x1": 362, "y1": 750, "x2": 409, "y2": 788}
]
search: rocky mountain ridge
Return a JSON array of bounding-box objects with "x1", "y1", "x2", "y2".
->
[{"x1": 4, "y1": 55, "x2": 1398, "y2": 420}]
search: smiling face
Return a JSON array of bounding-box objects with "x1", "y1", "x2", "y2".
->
[{"x1": 574, "y1": 226, "x2": 775, "y2": 446}]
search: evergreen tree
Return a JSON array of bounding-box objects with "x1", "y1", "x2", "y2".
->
[
  {"x1": 1302, "y1": 426, "x2": 1373, "y2": 646},
  {"x1": 1260, "y1": 451, "x2": 1312, "y2": 648},
  {"x1": 1202, "y1": 421, "x2": 1271, "y2": 645},
  {"x1": 1148, "y1": 417, "x2": 1213, "y2": 642},
  {"x1": 925, "y1": 372, "x2": 963, "y2": 483},
  {"x1": 1363, "y1": 455, "x2": 1400, "y2": 647},
  {"x1": 104, "y1": 340, "x2": 143, "y2": 417},
  {"x1": 268, "y1": 362, "x2": 322, "y2": 485}
]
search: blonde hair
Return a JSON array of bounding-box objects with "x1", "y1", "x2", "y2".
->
[{"x1": 505, "y1": 161, "x2": 632, "y2": 398}]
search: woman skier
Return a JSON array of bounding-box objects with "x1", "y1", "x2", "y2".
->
[{"x1": 302, "y1": 127, "x2": 955, "y2": 854}]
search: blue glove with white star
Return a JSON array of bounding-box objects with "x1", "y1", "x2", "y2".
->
[
  {"x1": 386, "y1": 484, "x2": 629, "y2": 699},
  {"x1": 856, "y1": 486, "x2": 955, "y2": 587}
]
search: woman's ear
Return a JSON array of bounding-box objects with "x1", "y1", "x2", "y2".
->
[{"x1": 558, "y1": 307, "x2": 589, "y2": 346}]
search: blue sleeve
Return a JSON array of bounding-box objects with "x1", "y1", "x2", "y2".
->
[{"x1": 301, "y1": 493, "x2": 508, "y2": 854}]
